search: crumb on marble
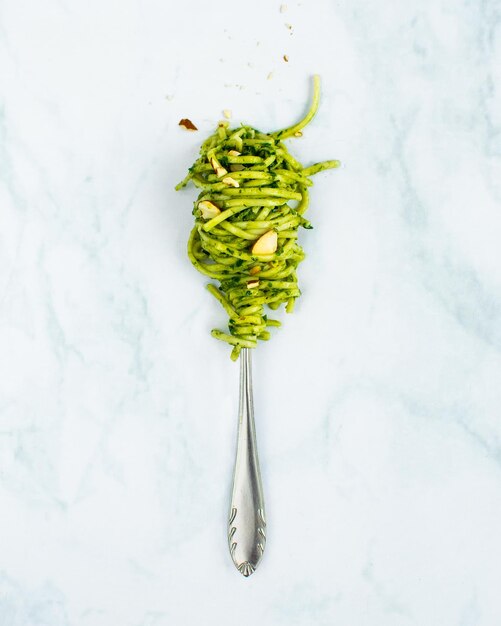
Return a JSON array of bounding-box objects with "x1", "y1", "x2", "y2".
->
[{"x1": 179, "y1": 118, "x2": 198, "y2": 131}]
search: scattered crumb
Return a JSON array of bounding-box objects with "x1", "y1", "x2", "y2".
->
[
  {"x1": 285, "y1": 23, "x2": 293, "y2": 30},
  {"x1": 222, "y1": 176, "x2": 239, "y2": 188},
  {"x1": 294, "y1": 131, "x2": 303, "y2": 137},
  {"x1": 283, "y1": 54, "x2": 289, "y2": 62},
  {"x1": 280, "y1": 3, "x2": 287, "y2": 12},
  {"x1": 223, "y1": 109, "x2": 232, "y2": 119},
  {"x1": 179, "y1": 118, "x2": 198, "y2": 131},
  {"x1": 165, "y1": 94, "x2": 174, "y2": 101},
  {"x1": 267, "y1": 72, "x2": 274, "y2": 80}
]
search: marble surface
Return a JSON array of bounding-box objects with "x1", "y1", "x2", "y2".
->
[{"x1": 1, "y1": 0, "x2": 501, "y2": 624}]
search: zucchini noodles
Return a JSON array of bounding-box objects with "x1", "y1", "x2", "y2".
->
[{"x1": 176, "y1": 75, "x2": 339, "y2": 360}]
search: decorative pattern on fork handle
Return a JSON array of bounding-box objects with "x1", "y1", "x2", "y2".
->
[{"x1": 228, "y1": 348, "x2": 266, "y2": 576}]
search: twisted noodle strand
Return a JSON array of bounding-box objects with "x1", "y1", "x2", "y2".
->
[{"x1": 177, "y1": 76, "x2": 339, "y2": 360}]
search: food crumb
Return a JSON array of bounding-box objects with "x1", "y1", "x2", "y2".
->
[
  {"x1": 166, "y1": 94, "x2": 174, "y2": 101},
  {"x1": 179, "y1": 118, "x2": 198, "y2": 131},
  {"x1": 280, "y1": 3, "x2": 287, "y2": 12},
  {"x1": 294, "y1": 131, "x2": 303, "y2": 137},
  {"x1": 283, "y1": 54, "x2": 289, "y2": 62},
  {"x1": 222, "y1": 176, "x2": 239, "y2": 188},
  {"x1": 223, "y1": 109, "x2": 232, "y2": 119},
  {"x1": 267, "y1": 72, "x2": 274, "y2": 80}
]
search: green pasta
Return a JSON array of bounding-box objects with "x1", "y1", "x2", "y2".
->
[{"x1": 176, "y1": 75, "x2": 339, "y2": 360}]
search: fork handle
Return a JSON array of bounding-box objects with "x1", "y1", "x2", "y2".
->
[{"x1": 227, "y1": 348, "x2": 266, "y2": 577}]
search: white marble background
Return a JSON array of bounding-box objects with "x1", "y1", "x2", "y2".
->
[{"x1": 1, "y1": 0, "x2": 501, "y2": 624}]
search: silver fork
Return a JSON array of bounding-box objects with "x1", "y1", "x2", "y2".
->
[{"x1": 227, "y1": 348, "x2": 266, "y2": 577}]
